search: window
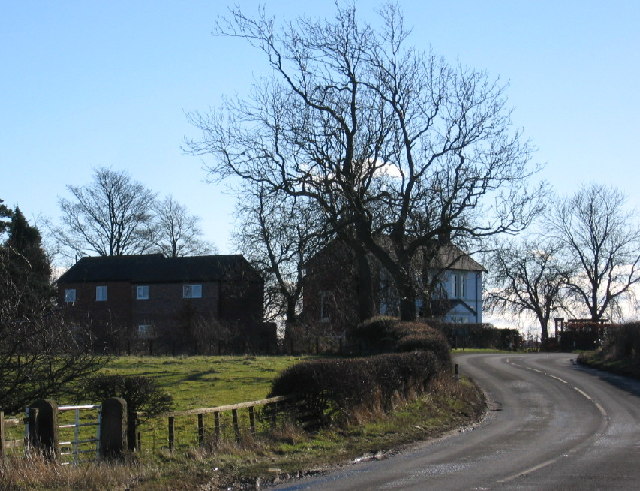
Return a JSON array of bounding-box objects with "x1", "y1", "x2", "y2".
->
[
  {"x1": 138, "y1": 324, "x2": 152, "y2": 338},
  {"x1": 96, "y1": 285, "x2": 108, "y2": 301},
  {"x1": 320, "y1": 291, "x2": 331, "y2": 322},
  {"x1": 454, "y1": 273, "x2": 466, "y2": 299},
  {"x1": 183, "y1": 284, "x2": 202, "y2": 299},
  {"x1": 136, "y1": 285, "x2": 149, "y2": 300},
  {"x1": 64, "y1": 289, "x2": 76, "y2": 303}
]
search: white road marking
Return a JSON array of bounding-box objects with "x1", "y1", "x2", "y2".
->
[{"x1": 496, "y1": 357, "x2": 609, "y2": 484}]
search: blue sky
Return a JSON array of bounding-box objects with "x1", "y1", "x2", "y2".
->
[{"x1": 2, "y1": 1, "x2": 639, "y2": 255}]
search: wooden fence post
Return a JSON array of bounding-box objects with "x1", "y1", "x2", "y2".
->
[
  {"x1": 100, "y1": 398, "x2": 128, "y2": 460},
  {"x1": 28, "y1": 399, "x2": 59, "y2": 460},
  {"x1": 232, "y1": 409, "x2": 240, "y2": 442},
  {"x1": 197, "y1": 413, "x2": 204, "y2": 446},
  {"x1": 0, "y1": 410, "x2": 5, "y2": 458},
  {"x1": 168, "y1": 416, "x2": 175, "y2": 451},
  {"x1": 248, "y1": 406, "x2": 255, "y2": 435},
  {"x1": 214, "y1": 412, "x2": 220, "y2": 442}
]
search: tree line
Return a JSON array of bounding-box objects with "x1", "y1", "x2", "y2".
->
[
  {"x1": 187, "y1": 2, "x2": 640, "y2": 340},
  {"x1": 52, "y1": 167, "x2": 215, "y2": 262},
  {"x1": 486, "y1": 184, "x2": 640, "y2": 343}
]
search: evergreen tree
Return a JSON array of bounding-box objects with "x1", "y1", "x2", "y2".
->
[
  {"x1": 3, "y1": 207, "x2": 53, "y2": 310},
  {"x1": 0, "y1": 198, "x2": 11, "y2": 236},
  {"x1": 1, "y1": 207, "x2": 104, "y2": 413}
]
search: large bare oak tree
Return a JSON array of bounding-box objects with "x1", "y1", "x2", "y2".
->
[{"x1": 188, "y1": 3, "x2": 542, "y2": 320}]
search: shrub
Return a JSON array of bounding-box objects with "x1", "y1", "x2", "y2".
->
[
  {"x1": 605, "y1": 323, "x2": 640, "y2": 361},
  {"x1": 347, "y1": 317, "x2": 452, "y2": 366},
  {"x1": 84, "y1": 375, "x2": 173, "y2": 418},
  {"x1": 84, "y1": 374, "x2": 174, "y2": 451},
  {"x1": 429, "y1": 321, "x2": 521, "y2": 350},
  {"x1": 268, "y1": 351, "x2": 440, "y2": 427},
  {"x1": 395, "y1": 330, "x2": 451, "y2": 368},
  {"x1": 347, "y1": 316, "x2": 399, "y2": 353},
  {"x1": 83, "y1": 374, "x2": 173, "y2": 422}
]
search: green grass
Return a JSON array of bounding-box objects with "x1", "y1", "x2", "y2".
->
[
  {"x1": 1, "y1": 355, "x2": 486, "y2": 489},
  {"x1": 577, "y1": 350, "x2": 640, "y2": 379},
  {"x1": 97, "y1": 355, "x2": 308, "y2": 410}
]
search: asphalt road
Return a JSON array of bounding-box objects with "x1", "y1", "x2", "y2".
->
[{"x1": 269, "y1": 353, "x2": 640, "y2": 490}]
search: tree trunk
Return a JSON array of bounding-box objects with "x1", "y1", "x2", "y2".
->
[
  {"x1": 285, "y1": 296, "x2": 297, "y2": 325},
  {"x1": 398, "y1": 279, "x2": 417, "y2": 321},
  {"x1": 540, "y1": 321, "x2": 549, "y2": 343},
  {"x1": 356, "y1": 251, "x2": 376, "y2": 322}
]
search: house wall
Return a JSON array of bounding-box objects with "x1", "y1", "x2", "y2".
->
[
  {"x1": 440, "y1": 270, "x2": 483, "y2": 324},
  {"x1": 60, "y1": 281, "x2": 132, "y2": 335},
  {"x1": 60, "y1": 279, "x2": 266, "y2": 351},
  {"x1": 301, "y1": 243, "x2": 361, "y2": 334},
  {"x1": 130, "y1": 281, "x2": 220, "y2": 334},
  {"x1": 302, "y1": 242, "x2": 485, "y2": 329}
]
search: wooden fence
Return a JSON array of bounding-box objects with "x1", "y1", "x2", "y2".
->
[
  {"x1": 148, "y1": 395, "x2": 293, "y2": 452},
  {"x1": 1, "y1": 395, "x2": 296, "y2": 461}
]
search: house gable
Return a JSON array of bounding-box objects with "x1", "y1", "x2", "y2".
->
[{"x1": 303, "y1": 239, "x2": 485, "y2": 328}]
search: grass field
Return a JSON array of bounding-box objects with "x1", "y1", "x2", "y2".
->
[
  {"x1": 97, "y1": 355, "x2": 308, "y2": 410},
  {"x1": 1, "y1": 354, "x2": 486, "y2": 489}
]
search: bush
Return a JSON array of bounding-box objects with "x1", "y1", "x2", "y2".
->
[
  {"x1": 395, "y1": 330, "x2": 451, "y2": 368},
  {"x1": 83, "y1": 374, "x2": 174, "y2": 451},
  {"x1": 429, "y1": 321, "x2": 521, "y2": 350},
  {"x1": 347, "y1": 317, "x2": 452, "y2": 366},
  {"x1": 347, "y1": 316, "x2": 399, "y2": 353},
  {"x1": 604, "y1": 322, "x2": 640, "y2": 361},
  {"x1": 268, "y1": 351, "x2": 440, "y2": 427},
  {"x1": 83, "y1": 375, "x2": 173, "y2": 422}
]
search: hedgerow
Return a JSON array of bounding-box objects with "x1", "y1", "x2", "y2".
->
[
  {"x1": 347, "y1": 316, "x2": 451, "y2": 366},
  {"x1": 268, "y1": 351, "x2": 440, "y2": 427}
]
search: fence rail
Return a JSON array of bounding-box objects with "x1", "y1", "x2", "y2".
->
[
  {"x1": 2, "y1": 395, "x2": 299, "y2": 461},
  {"x1": 157, "y1": 395, "x2": 293, "y2": 451}
]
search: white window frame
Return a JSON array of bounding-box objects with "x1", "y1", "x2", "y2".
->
[
  {"x1": 64, "y1": 288, "x2": 76, "y2": 303},
  {"x1": 454, "y1": 273, "x2": 466, "y2": 299},
  {"x1": 96, "y1": 285, "x2": 108, "y2": 302},
  {"x1": 183, "y1": 284, "x2": 202, "y2": 299},
  {"x1": 136, "y1": 285, "x2": 150, "y2": 300}
]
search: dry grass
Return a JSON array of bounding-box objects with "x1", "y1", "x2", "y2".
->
[
  {"x1": 0, "y1": 359, "x2": 485, "y2": 489},
  {"x1": 0, "y1": 453, "x2": 161, "y2": 490}
]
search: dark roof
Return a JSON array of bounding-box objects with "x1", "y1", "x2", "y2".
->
[
  {"x1": 430, "y1": 243, "x2": 486, "y2": 272},
  {"x1": 57, "y1": 254, "x2": 261, "y2": 284},
  {"x1": 311, "y1": 238, "x2": 485, "y2": 272}
]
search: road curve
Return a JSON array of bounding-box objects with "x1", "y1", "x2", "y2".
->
[{"x1": 269, "y1": 353, "x2": 640, "y2": 490}]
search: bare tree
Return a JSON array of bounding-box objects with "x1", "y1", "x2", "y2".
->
[
  {"x1": 486, "y1": 238, "x2": 571, "y2": 342},
  {"x1": 0, "y1": 238, "x2": 106, "y2": 414},
  {"x1": 151, "y1": 196, "x2": 216, "y2": 257},
  {"x1": 55, "y1": 168, "x2": 156, "y2": 258},
  {"x1": 234, "y1": 183, "x2": 329, "y2": 326},
  {"x1": 547, "y1": 184, "x2": 640, "y2": 322},
  {"x1": 188, "y1": 3, "x2": 543, "y2": 321}
]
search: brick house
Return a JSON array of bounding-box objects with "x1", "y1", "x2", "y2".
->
[
  {"x1": 302, "y1": 240, "x2": 485, "y2": 333},
  {"x1": 57, "y1": 254, "x2": 271, "y2": 353}
]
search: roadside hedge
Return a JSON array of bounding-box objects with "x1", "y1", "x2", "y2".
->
[
  {"x1": 268, "y1": 351, "x2": 440, "y2": 427},
  {"x1": 347, "y1": 316, "x2": 452, "y2": 367}
]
